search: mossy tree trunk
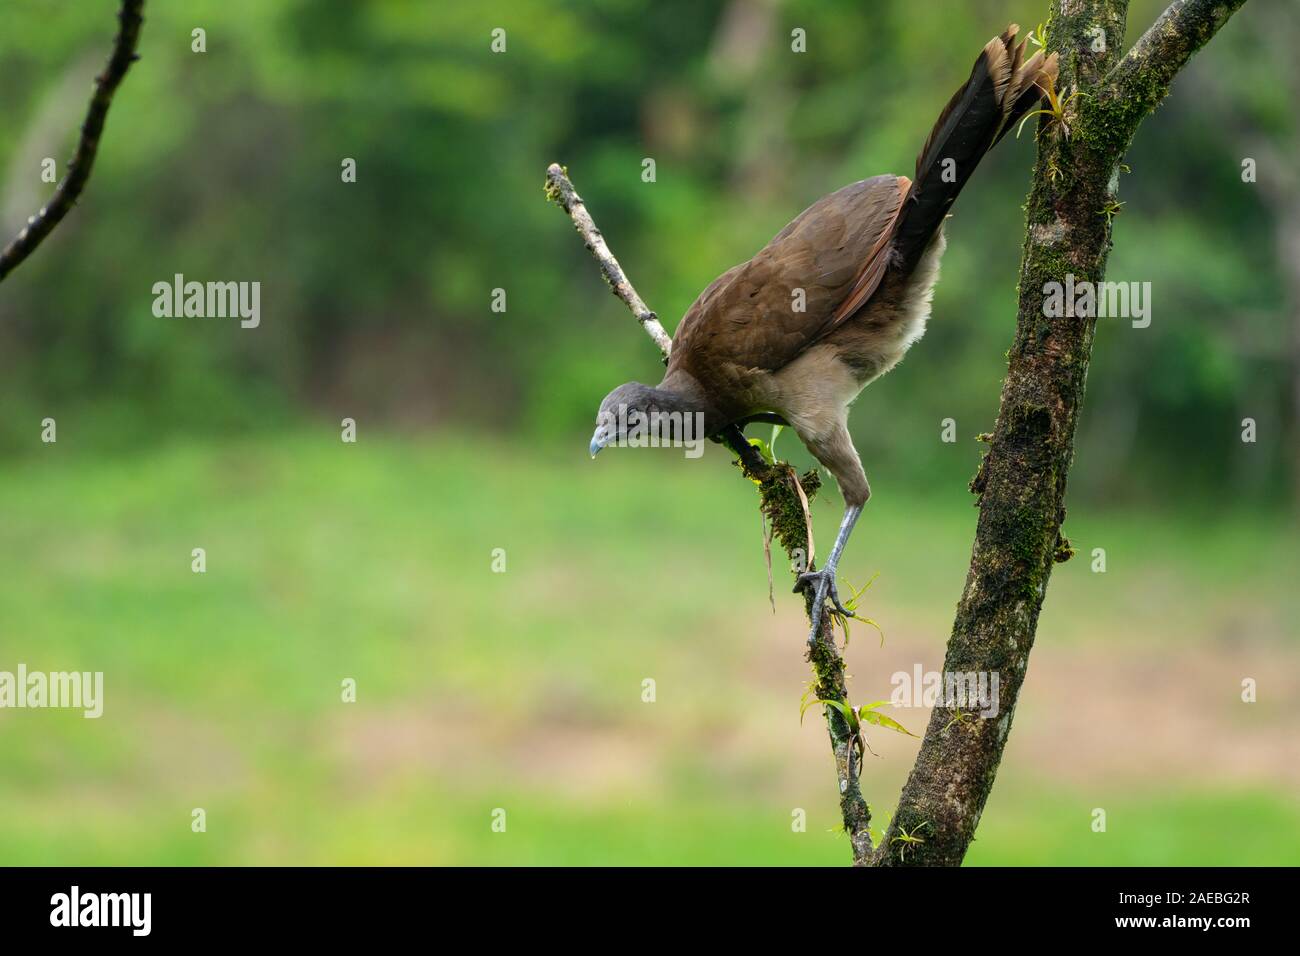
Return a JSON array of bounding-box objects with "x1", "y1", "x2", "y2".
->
[{"x1": 872, "y1": 0, "x2": 1248, "y2": 866}]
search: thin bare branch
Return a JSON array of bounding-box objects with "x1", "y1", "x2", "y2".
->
[
  {"x1": 544, "y1": 163, "x2": 673, "y2": 358},
  {"x1": 0, "y1": 0, "x2": 145, "y2": 284}
]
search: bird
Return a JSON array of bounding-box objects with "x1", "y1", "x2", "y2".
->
[{"x1": 590, "y1": 26, "x2": 1059, "y2": 644}]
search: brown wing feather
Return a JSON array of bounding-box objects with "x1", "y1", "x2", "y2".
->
[
  {"x1": 829, "y1": 175, "x2": 910, "y2": 323},
  {"x1": 668, "y1": 175, "x2": 908, "y2": 404}
]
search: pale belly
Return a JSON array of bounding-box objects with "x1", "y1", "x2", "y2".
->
[{"x1": 749, "y1": 229, "x2": 946, "y2": 439}]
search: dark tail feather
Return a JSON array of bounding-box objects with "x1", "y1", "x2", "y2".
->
[{"x1": 891, "y1": 25, "x2": 1059, "y2": 274}]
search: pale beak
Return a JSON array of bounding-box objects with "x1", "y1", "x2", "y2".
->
[{"x1": 589, "y1": 431, "x2": 607, "y2": 458}]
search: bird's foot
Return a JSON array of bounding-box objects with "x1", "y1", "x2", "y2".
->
[{"x1": 794, "y1": 567, "x2": 854, "y2": 644}]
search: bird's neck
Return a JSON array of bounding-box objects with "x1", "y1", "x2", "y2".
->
[{"x1": 654, "y1": 368, "x2": 722, "y2": 435}]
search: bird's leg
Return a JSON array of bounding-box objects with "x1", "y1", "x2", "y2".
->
[{"x1": 794, "y1": 503, "x2": 863, "y2": 644}]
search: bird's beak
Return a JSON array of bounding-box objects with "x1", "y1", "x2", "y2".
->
[{"x1": 589, "y1": 431, "x2": 607, "y2": 458}]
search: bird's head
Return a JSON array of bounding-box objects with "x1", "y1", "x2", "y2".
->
[
  {"x1": 590, "y1": 375, "x2": 714, "y2": 459},
  {"x1": 590, "y1": 381, "x2": 656, "y2": 457}
]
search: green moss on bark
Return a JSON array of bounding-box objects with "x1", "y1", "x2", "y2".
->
[{"x1": 873, "y1": 0, "x2": 1249, "y2": 868}]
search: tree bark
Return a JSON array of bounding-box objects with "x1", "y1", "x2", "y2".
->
[{"x1": 873, "y1": 0, "x2": 1248, "y2": 866}]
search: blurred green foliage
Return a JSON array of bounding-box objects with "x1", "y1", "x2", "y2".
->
[{"x1": 1, "y1": 0, "x2": 1294, "y2": 505}]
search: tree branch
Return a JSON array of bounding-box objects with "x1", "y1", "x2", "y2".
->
[
  {"x1": 873, "y1": 0, "x2": 1248, "y2": 866},
  {"x1": 0, "y1": 0, "x2": 145, "y2": 284},
  {"x1": 1106, "y1": 0, "x2": 1249, "y2": 123},
  {"x1": 545, "y1": 162, "x2": 875, "y2": 863},
  {"x1": 544, "y1": 164, "x2": 673, "y2": 358}
]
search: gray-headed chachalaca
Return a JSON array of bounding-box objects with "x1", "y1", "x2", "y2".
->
[{"x1": 590, "y1": 26, "x2": 1058, "y2": 642}]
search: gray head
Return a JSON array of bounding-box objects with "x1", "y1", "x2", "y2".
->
[
  {"x1": 590, "y1": 382, "x2": 656, "y2": 457},
  {"x1": 589, "y1": 380, "x2": 709, "y2": 457}
]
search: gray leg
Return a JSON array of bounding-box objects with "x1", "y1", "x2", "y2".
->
[{"x1": 794, "y1": 503, "x2": 863, "y2": 644}]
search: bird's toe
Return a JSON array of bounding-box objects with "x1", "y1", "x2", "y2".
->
[
  {"x1": 793, "y1": 569, "x2": 824, "y2": 594},
  {"x1": 826, "y1": 580, "x2": 855, "y2": 619}
]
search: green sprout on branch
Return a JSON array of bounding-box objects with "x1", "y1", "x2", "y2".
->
[
  {"x1": 799, "y1": 693, "x2": 916, "y2": 781},
  {"x1": 1017, "y1": 75, "x2": 1088, "y2": 141},
  {"x1": 830, "y1": 574, "x2": 884, "y2": 645},
  {"x1": 892, "y1": 821, "x2": 930, "y2": 863}
]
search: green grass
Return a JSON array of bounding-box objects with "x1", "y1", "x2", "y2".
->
[
  {"x1": 0, "y1": 429, "x2": 1295, "y2": 865},
  {"x1": 968, "y1": 788, "x2": 1300, "y2": 866}
]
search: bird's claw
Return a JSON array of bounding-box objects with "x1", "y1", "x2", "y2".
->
[
  {"x1": 795, "y1": 568, "x2": 855, "y2": 617},
  {"x1": 794, "y1": 568, "x2": 854, "y2": 643}
]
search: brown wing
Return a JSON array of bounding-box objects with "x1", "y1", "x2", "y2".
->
[{"x1": 669, "y1": 174, "x2": 908, "y2": 401}]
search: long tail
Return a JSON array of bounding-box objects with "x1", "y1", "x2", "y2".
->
[{"x1": 891, "y1": 25, "x2": 1059, "y2": 274}]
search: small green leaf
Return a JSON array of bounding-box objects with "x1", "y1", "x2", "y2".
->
[
  {"x1": 942, "y1": 710, "x2": 974, "y2": 734},
  {"x1": 801, "y1": 696, "x2": 858, "y2": 731},
  {"x1": 1016, "y1": 107, "x2": 1054, "y2": 138},
  {"x1": 840, "y1": 575, "x2": 885, "y2": 645},
  {"x1": 857, "y1": 702, "x2": 917, "y2": 737},
  {"x1": 798, "y1": 696, "x2": 825, "y2": 723}
]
